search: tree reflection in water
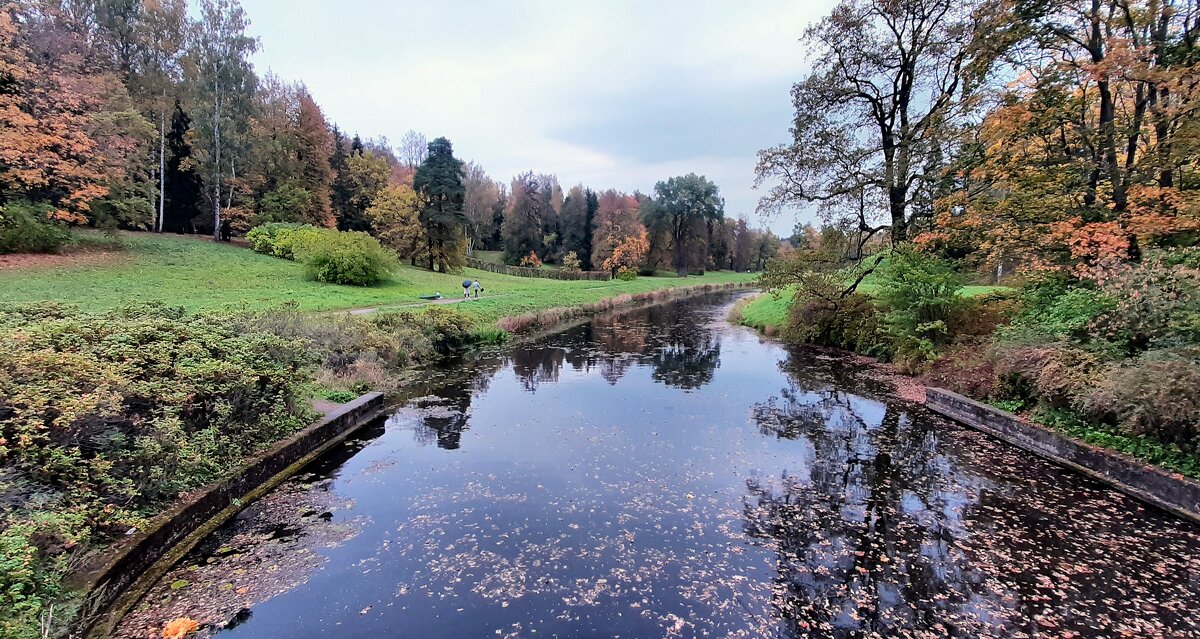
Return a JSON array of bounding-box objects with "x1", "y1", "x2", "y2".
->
[
  {"x1": 744, "y1": 350, "x2": 1200, "y2": 638},
  {"x1": 746, "y1": 354, "x2": 1004, "y2": 638}
]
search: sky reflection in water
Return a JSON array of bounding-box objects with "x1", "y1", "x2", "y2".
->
[{"x1": 129, "y1": 293, "x2": 1200, "y2": 639}]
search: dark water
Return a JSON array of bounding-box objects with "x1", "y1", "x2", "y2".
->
[{"x1": 124, "y1": 293, "x2": 1200, "y2": 639}]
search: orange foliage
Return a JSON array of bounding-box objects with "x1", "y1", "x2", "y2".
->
[
  {"x1": 161, "y1": 617, "x2": 199, "y2": 639},
  {"x1": 519, "y1": 250, "x2": 542, "y2": 268},
  {"x1": 601, "y1": 228, "x2": 649, "y2": 273},
  {"x1": 0, "y1": 5, "x2": 148, "y2": 224}
]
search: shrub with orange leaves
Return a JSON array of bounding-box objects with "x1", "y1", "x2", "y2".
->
[
  {"x1": 518, "y1": 250, "x2": 542, "y2": 269},
  {"x1": 601, "y1": 229, "x2": 649, "y2": 274}
]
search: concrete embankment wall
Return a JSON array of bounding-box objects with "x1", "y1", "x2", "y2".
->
[
  {"x1": 67, "y1": 393, "x2": 387, "y2": 638},
  {"x1": 926, "y1": 387, "x2": 1200, "y2": 525}
]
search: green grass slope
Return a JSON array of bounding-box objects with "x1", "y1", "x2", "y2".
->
[{"x1": 0, "y1": 232, "x2": 754, "y2": 326}]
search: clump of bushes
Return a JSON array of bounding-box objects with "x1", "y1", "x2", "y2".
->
[
  {"x1": 293, "y1": 230, "x2": 397, "y2": 286},
  {"x1": 246, "y1": 223, "x2": 396, "y2": 286},
  {"x1": 561, "y1": 251, "x2": 582, "y2": 272},
  {"x1": 240, "y1": 304, "x2": 482, "y2": 395},
  {"x1": 786, "y1": 293, "x2": 883, "y2": 355},
  {"x1": 0, "y1": 201, "x2": 73, "y2": 254},
  {"x1": 616, "y1": 266, "x2": 637, "y2": 281},
  {"x1": 246, "y1": 222, "x2": 318, "y2": 259},
  {"x1": 0, "y1": 303, "x2": 317, "y2": 636}
]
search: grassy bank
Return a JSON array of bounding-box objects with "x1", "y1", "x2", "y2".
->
[
  {"x1": 0, "y1": 232, "x2": 754, "y2": 326},
  {"x1": 735, "y1": 284, "x2": 1008, "y2": 334}
]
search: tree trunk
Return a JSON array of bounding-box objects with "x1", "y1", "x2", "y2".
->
[
  {"x1": 212, "y1": 91, "x2": 222, "y2": 241},
  {"x1": 157, "y1": 97, "x2": 166, "y2": 233}
]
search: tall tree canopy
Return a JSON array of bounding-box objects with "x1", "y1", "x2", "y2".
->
[
  {"x1": 756, "y1": 0, "x2": 999, "y2": 250},
  {"x1": 412, "y1": 136, "x2": 467, "y2": 272},
  {"x1": 642, "y1": 174, "x2": 724, "y2": 276}
]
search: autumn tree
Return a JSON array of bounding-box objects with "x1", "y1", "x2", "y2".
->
[
  {"x1": 0, "y1": 2, "x2": 151, "y2": 226},
  {"x1": 399, "y1": 129, "x2": 427, "y2": 169},
  {"x1": 592, "y1": 190, "x2": 645, "y2": 272},
  {"x1": 463, "y1": 161, "x2": 500, "y2": 254},
  {"x1": 366, "y1": 182, "x2": 426, "y2": 266},
  {"x1": 412, "y1": 136, "x2": 468, "y2": 272},
  {"x1": 502, "y1": 172, "x2": 547, "y2": 263},
  {"x1": 641, "y1": 174, "x2": 724, "y2": 276},
  {"x1": 187, "y1": 0, "x2": 257, "y2": 240},
  {"x1": 294, "y1": 87, "x2": 334, "y2": 226},
  {"x1": 601, "y1": 227, "x2": 650, "y2": 275},
  {"x1": 756, "y1": 0, "x2": 999, "y2": 254}
]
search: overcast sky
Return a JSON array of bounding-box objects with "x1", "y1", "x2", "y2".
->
[{"x1": 241, "y1": 0, "x2": 834, "y2": 235}]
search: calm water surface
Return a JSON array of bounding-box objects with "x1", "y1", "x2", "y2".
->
[{"x1": 121, "y1": 293, "x2": 1200, "y2": 638}]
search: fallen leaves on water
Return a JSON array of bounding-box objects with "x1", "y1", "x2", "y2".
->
[{"x1": 161, "y1": 617, "x2": 199, "y2": 639}]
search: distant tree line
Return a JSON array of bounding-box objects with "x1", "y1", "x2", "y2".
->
[{"x1": 0, "y1": 0, "x2": 778, "y2": 274}]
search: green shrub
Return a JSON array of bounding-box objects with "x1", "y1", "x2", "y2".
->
[
  {"x1": 785, "y1": 292, "x2": 885, "y2": 355},
  {"x1": 293, "y1": 230, "x2": 397, "y2": 286},
  {"x1": 321, "y1": 389, "x2": 357, "y2": 403},
  {"x1": 245, "y1": 222, "x2": 321, "y2": 260},
  {"x1": 874, "y1": 248, "x2": 965, "y2": 367},
  {"x1": 616, "y1": 267, "x2": 637, "y2": 281},
  {"x1": 1092, "y1": 251, "x2": 1200, "y2": 352},
  {"x1": 0, "y1": 201, "x2": 72, "y2": 254},
  {"x1": 0, "y1": 303, "x2": 317, "y2": 636}
]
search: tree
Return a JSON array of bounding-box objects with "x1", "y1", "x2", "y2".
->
[
  {"x1": 187, "y1": 0, "x2": 257, "y2": 240},
  {"x1": 592, "y1": 190, "x2": 644, "y2": 272},
  {"x1": 399, "y1": 129, "x2": 427, "y2": 169},
  {"x1": 340, "y1": 150, "x2": 389, "y2": 230},
  {"x1": 560, "y1": 185, "x2": 593, "y2": 269},
  {"x1": 641, "y1": 174, "x2": 724, "y2": 276},
  {"x1": 162, "y1": 100, "x2": 204, "y2": 232},
  {"x1": 366, "y1": 182, "x2": 426, "y2": 266},
  {"x1": 755, "y1": 0, "x2": 998, "y2": 252},
  {"x1": 733, "y1": 218, "x2": 754, "y2": 271},
  {"x1": 502, "y1": 172, "x2": 546, "y2": 263},
  {"x1": 0, "y1": 3, "x2": 150, "y2": 226},
  {"x1": 412, "y1": 136, "x2": 467, "y2": 272},
  {"x1": 601, "y1": 228, "x2": 649, "y2": 275},
  {"x1": 462, "y1": 161, "x2": 500, "y2": 254},
  {"x1": 294, "y1": 87, "x2": 334, "y2": 227}
]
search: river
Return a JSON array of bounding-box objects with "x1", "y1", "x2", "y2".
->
[{"x1": 117, "y1": 292, "x2": 1200, "y2": 639}]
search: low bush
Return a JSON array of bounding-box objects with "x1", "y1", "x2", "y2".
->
[
  {"x1": 242, "y1": 304, "x2": 481, "y2": 394},
  {"x1": 1082, "y1": 347, "x2": 1200, "y2": 451},
  {"x1": 245, "y1": 222, "x2": 324, "y2": 261},
  {"x1": 0, "y1": 303, "x2": 317, "y2": 636},
  {"x1": 0, "y1": 201, "x2": 73, "y2": 254},
  {"x1": 873, "y1": 247, "x2": 966, "y2": 367},
  {"x1": 993, "y1": 343, "x2": 1109, "y2": 409},
  {"x1": 616, "y1": 267, "x2": 637, "y2": 281},
  {"x1": 293, "y1": 230, "x2": 397, "y2": 286},
  {"x1": 785, "y1": 292, "x2": 884, "y2": 356}
]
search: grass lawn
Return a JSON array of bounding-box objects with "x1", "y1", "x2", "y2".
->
[
  {"x1": 737, "y1": 283, "x2": 1010, "y2": 333},
  {"x1": 0, "y1": 232, "x2": 754, "y2": 327}
]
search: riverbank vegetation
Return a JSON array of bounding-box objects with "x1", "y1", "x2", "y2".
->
[
  {"x1": 0, "y1": 230, "x2": 752, "y2": 637},
  {"x1": 748, "y1": 0, "x2": 1200, "y2": 477}
]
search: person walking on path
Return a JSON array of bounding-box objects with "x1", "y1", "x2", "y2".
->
[
  {"x1": 462, "y1": 279, "x2": 472, "y2": 298},
  {"x1": 471, "y1": 280, "x2": 483, "y2": 298}
]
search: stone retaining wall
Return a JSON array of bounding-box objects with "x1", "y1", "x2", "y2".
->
[
  {"x1": 926, "y1": 387, "x2": 1200, "y2": 524},
  {"x1": 67, "y1": 393, "x2": 388, "y2": 638}
]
